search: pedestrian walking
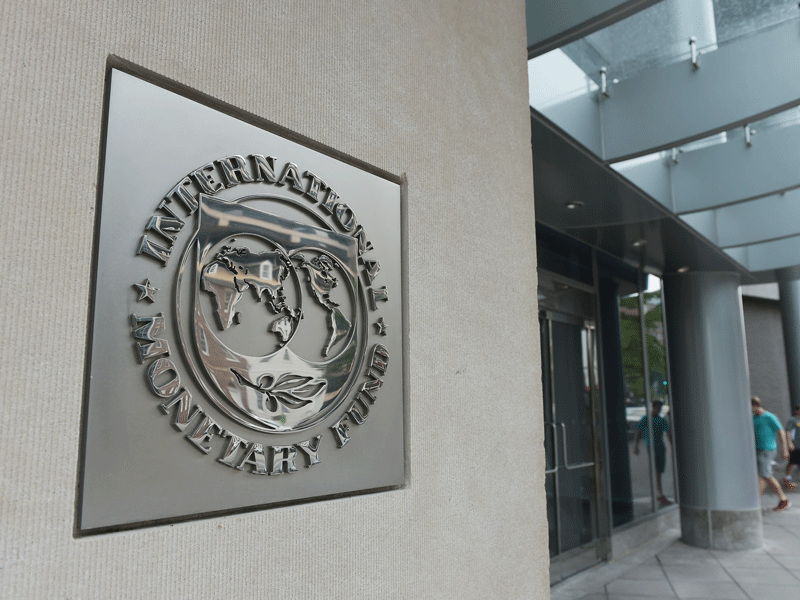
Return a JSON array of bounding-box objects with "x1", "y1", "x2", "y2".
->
[{"x1": 751, "y1": 396, "x2": 791, "y2": 511}]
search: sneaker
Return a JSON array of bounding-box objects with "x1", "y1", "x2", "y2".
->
[
  {"x1": 774, "y1": 499, "x2": 791, "y2": 511},
  {"x1": 783, "y1": 477, "x2": 797, "y2": 490}
]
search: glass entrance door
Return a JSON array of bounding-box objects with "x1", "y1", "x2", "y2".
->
[{"x1": 539, "y1": 275, "x2": 607, "y2": 583}]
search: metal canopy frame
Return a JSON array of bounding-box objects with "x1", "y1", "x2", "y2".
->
[
  {"x1": 611, "y1": 116, "x2": 800, "y2": 272},
  {"x1": 616, "y1": 123, "x2": 800, "y2": 214},
  {"x1": 725, "y1": 235, "x2": 800, "y2": 273},
  {"x1": 526, "y1": 0, "x2": 664, "y2": 59},
  {"x1": 531, "y1": 110, "x2": 753, "y2": 281},
  {"x1": 528, "y1": 2, "x2": 800, "y2": 279},
  {"x1": 537, "y1": 18, "x2": 800, "y2": 163},
  {"x1": 683, "y1": 189, "x2": 800, "y2": 250}
]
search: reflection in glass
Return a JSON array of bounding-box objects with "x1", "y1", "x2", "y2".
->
[
  {"x1": 552, "y1": 320, "x2": 596, "y2": 551},
  {"x1": 643, "y1": 276, "x2": 675, "y2": 507},
  {"x1": 529, "y1": 0, "x2": 800, "y2": 111},
  {"x1": 539, "y1": 292, "x2": 599, "y2": 562},
  {"x1": 619, "y1": 289, "x2": 654, "y2": 519},
  {"x1": 546, "y1": 0, "x2": 796, "y2": 87}
]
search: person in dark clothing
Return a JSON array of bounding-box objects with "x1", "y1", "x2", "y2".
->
[{"x1": 633, "y1": 400, "x2": 673, "y2": 506}]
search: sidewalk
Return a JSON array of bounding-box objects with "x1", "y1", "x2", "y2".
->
[{"x1": 551, "y1": 491, "x2": 800, "y2": 600}]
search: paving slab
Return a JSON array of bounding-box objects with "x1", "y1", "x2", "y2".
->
[
  {"x1": 770, "y1": 553, "x2": 800, "y2": 570},
  {"x1": 661, "y1": 563, "x2": 731, "y2": 582},
  {"x1": 607, "y1": 578, "x2": 675, "y2": 597},
  {"x1": 619, "y1": 565, "x2": 669, "y2": 581},
  {"x1": 725, "y1": 567, "x2": 799, "y2": 584},
  {"x1": 737, "y1": 581, "x2": 800, "y2": 600},
  {"x1": 710, "y1": 551, "x2": 783, "y2": 570},
  {"x1": 606, "y1": 595, "x2": 678, "y2": 600},
  {"x1": 550, "y1": 498, "x2": 800, "y2": 599},
  {"x1": 668, "y1": 579, "x2": 747, "y2": 599}
]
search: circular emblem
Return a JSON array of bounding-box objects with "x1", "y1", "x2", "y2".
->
[
  {"x1": 130, "y1": 154, "x2": 393, "y2": 476},
  {"x1": 175, "y1": 194, "x2": 367, "y2": 433}
]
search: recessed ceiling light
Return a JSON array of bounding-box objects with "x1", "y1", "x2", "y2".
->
[
  {"x1": 677, "y1": 266, "x2": 690, "y2": 273},
  {"x1": 632, "y1": 239, "x2": 647, "y2": 248},
  {"x1": 564, "y1": 201, "x2": 584, "y2": 210}
]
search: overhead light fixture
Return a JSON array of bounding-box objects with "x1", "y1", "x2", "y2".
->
[
  {"x1": 564, "y1": 201, "x2": 584, "y2": 210},
  {"x1": 677, "y1": 266, "x2": 690, "y2": 273},
  {"x1": 632, "y1": 239, "x2": 647, "y2": 248}
]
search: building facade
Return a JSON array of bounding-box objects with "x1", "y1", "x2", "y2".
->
[
  {"x1": 0, "y1": 2, "x2": 547, "y2": 598},
  {"x1": 529, "y1": 0, "x2": 800, "y2": 585},
  {"x1": 4, "y1": 1, "x2": 800, "y2": 598}
]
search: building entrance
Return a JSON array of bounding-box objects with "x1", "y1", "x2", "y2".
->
[{"x1": 539, "y1": 273, "x2": 608, "y2": 583}]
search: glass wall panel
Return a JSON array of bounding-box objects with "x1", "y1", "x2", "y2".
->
[
  {"x1": 529, "y1": 0, "x2": 800, "y2": 112},
  {"x1": 544, "y1": 0, "x2": 798, "y2": 89},
  {"x1": 613, "y1": 104, "x2": 800, "y2": 180},
  {"x1": 643, "y1": 276, "x2": 676, "y2": 507},
  {"x1": 619, "y1": 286, "x2": 655, "y2": 519},
  {"x1": 538, "y1": 272, "x2": 605, "y2": 574},
  {"x1": 714, "y1": 0, "x2": 800, "y2": 48},
  {"x1": 552, "y1": 319, "x2": 597, "y2": 550},
  {"x1": 598, "y1": 273, "x2": 633, "y2": 527}
]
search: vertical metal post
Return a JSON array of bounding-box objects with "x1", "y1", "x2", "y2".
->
[
  {"x1": 599, "y1": 67, "x2": 610, "y2": 98},
  {"x1": 638, "y1": 272, "x2": 658, "y2": 512},
  {"x1": 585, "y1": 323, "x2": 601, "y2": 542},
  {"x1": 591, "y1": 249, "x2": 612, "y2": 560},
  {"x1": 658, "y1": 278, "x2": 680, "y2": 505},
  {"x1": 548, "y1": 316, "x2": 562, "y2": 556},
  {"x1": 689, "y1": 36, "x2": 701, "y2": 70}
]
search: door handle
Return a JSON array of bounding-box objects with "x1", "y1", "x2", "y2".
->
[{"x1": 560, "y1": 422, "x2": 595, "y2": 471}]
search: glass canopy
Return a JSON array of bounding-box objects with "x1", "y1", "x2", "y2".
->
[
  {"x1": 529, "y1": 0, "x2": 800, "y2": 107},
  {"x1": 528, "y1": 0, "x2": 800, "y2": 276}
]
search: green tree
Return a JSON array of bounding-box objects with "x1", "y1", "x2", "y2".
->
[{"x1": 619, "y1": 292, "x2": 668, "y2": 404}]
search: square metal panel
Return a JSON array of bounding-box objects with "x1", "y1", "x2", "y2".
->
[{"x1": 78, "y1": 66, "x2": 405, "y2": 533}]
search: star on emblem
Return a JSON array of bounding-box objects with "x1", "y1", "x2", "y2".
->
[
  {"x1": 133, "y1": 279, "x2": 159, "y2": 303},
  {"x1": 374, "y1": 317, "x2": 388, "y2": 336}
]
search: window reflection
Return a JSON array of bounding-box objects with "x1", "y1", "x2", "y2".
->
[
  {"x1": 618, "y1": 289, "x2": 655, "y2": 519},
  {"x1": 643, "y1": 275, "x2": 675, "y2": 506},
  {"x1": 619, "y1": 275, "x2": 676, "y2": 518}
]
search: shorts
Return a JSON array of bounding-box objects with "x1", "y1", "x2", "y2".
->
[
  {"x1": 790, "y1": 448, "x2": 800, "y2": 466},
  {"x1": 654, "y1": 445, "x2": 666, "y2": 474},
  {"x1": 757, "y1": 449, "x2": 776, "y2": 479}
]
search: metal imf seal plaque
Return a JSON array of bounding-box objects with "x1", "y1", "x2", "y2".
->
[{"x1": 78, "y1": 68, "x2": 405, "y2": 533}]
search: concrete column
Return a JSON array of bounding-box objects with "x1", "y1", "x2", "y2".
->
[
  {"x1": 778, "y1": 270, "x2": 800, "y2": 412},
  {"x1": 663, "y1": 272, "x2": 763, "y2": 550}
]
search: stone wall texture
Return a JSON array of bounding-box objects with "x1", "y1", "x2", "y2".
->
[
  {"x1": 0, "y1": 1, "x2": 548, "y2": 598},
  {"x1": 743, "y1": 296, "x2": 791, "y2": 423}
]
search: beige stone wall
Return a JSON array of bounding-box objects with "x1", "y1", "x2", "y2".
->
[
  {"x1": 0, "y1": 1, "x2": 547, "y2": 598},
  {"x1": 743, "y1": 296, "x2": 790, "y2": 422}
]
